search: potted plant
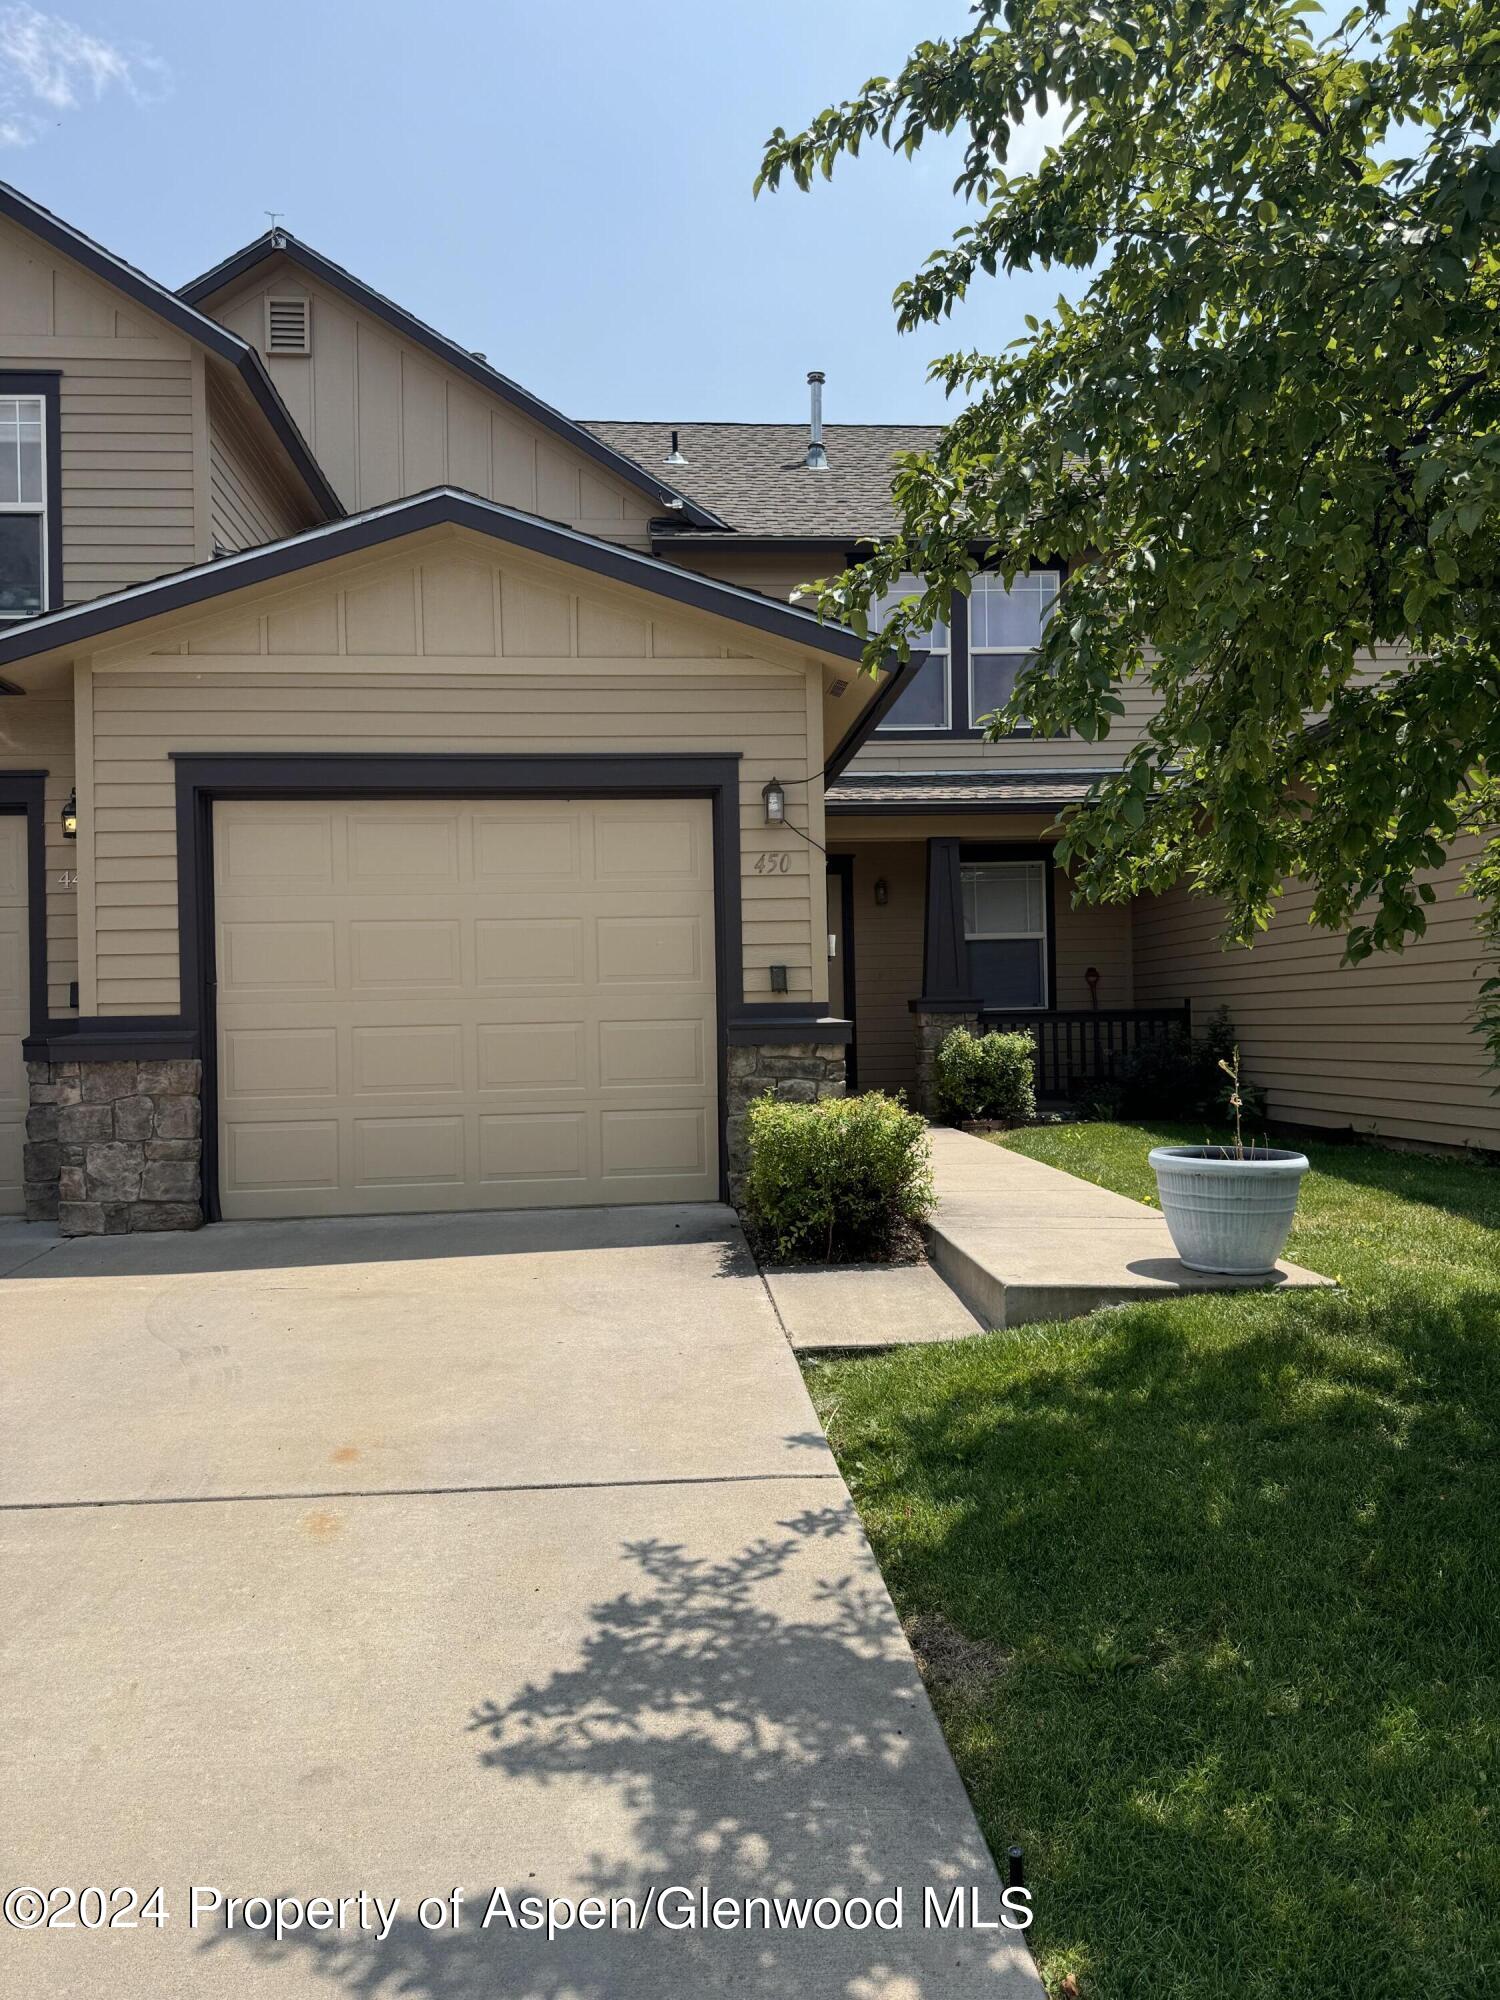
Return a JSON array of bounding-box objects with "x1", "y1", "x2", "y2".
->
[{"x1": 1148, "y1": 1050, "x2": 1309, "y2": 1274}]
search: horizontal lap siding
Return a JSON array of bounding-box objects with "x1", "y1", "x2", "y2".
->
[
  {"x1": 1132, "y1": 839, "x2": 1498, "y2": 1152},
  {"x1": 89, "y1": 549, "x2": 818, "y2": 1015},
  {"x1": 206, "y1": 374, "x2": 309, "y2": 552},
  {"x1": 0, "y1": 694, "x2": 76, "y2": 1015}
]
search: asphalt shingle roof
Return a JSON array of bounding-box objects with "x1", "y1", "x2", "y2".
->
[
  {"x1": 580, "y1": 423, "x2": 940, "y2": 539},
  {"x1": 826, "y1": 770, "x2": 1111, "y2": 810}
]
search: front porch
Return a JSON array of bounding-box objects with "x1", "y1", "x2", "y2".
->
[{"x1": 826, "y1": 817, "x2": 1188, "y2": 1110}]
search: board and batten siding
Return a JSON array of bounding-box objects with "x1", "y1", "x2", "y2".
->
[
  {"x1": 205, "y1": 371, "x2": 312, "y2": 553},
  {"x1": 84, "y1": 540, "x2": 824, "y2": 1016},
  {"x1": 206, "y1": 269, "x2": 658, "y2": 542},
  {"x1": 0, "y1": 214, "x2": 201, "y2": 602},
  {"x1": 1132, "y1": 839, "x2": 1499, "y2": 1153}
]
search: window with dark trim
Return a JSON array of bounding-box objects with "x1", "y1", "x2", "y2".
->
[
  {"x1": 0, "y1": 374, "x2": 61, "y2": 621},
  {"x1": 875, "y1": 566, "x2": 1062, "y2": 739},
  {"x1": 961, "y1": 856, "x2": 1049, "y2": 1008}
]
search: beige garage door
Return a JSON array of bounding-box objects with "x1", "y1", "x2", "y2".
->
[
  {"x1": 214, "y1": 798, "x2": 719, "y2": 1219},
  {"x1": 0, "y1": 814, "x2": 27, "y2": 1215}
]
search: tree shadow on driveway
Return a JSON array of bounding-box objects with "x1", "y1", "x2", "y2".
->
[{"x1": 198, "y1": 1505, "x2": 1034, "y2": 1999}]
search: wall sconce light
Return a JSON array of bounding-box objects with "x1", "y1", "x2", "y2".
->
[
  {"x1": 1084, "y1": 965, "x2": 1100, "y2": 1008},
  {"x1": 60, "y1": 789, "x2": 78, "y2": 840},
  {"x1": 873, "y1": 877, "x2": 889, "y2": 907},
  {"x1": 769, "y1": 964, "x2": 789, "y2": 993},
  {"x1": 762, "y1": 777, "x2": 786, "y2": 825}
]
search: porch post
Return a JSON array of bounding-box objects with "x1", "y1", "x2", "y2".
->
[
  {"x1": 921, "y1": 838, "x2": 976, "y2": 1002},
  {"x1": 911, "y1": 837, "x2": 983, "y2": 1113}
]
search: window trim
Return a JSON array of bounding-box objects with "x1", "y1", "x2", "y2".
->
[
  {"x1": 870, "y1": 564, "x2": 1066, "y2": 742},
  {"x1": 0, "y1": 373, "x2": 62, "y2": 620},
  {"x1": 958, "y1": 842, "x2": 1056, "y2": 1011},
  {"x1": 967, "y1": 569, "x2": 1061, "y2": 740},
  {"x1": 872, "y1": 573, "x2": 953, "y2": 733}
]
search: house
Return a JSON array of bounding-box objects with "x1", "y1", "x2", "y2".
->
[{"x1": 0, "y1": 183, "x2": 1492, "y2": 1236}]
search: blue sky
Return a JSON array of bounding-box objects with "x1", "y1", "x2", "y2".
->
[{"x1": 0, "y1": 0, "x2": 1077, "y2": 424}]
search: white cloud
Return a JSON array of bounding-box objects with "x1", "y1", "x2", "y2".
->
[{"x1": 0, "y1": 5, "x2": 168, "y2": 145}]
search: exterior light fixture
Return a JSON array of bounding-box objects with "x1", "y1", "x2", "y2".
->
[
  {"x1": 762, "y1": 778, "x2": 786, "y2": 824},
  {"x1": 770, "y1": 964, "x2": 789, "y2": 993},
  {"x1": 873, "y1": 877, "x2": 889, "y2": 907},
  {"x1": 61, "y1": 789, "x2": 78, "y2": 840}
]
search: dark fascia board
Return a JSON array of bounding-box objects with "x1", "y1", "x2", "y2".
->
[
  {"x1": 179, "y1": 232, "x2": 726, "y2": 531},
  {"x1": 652, "y1": 534, "x2": 878, "y2": 555},
  {"x1": 0, "y1": 180, "x2": 342, "y2": 523},
  {"x1": 826, "y1": 797, "x2": 1075, "y2": 816},
  {"x1": 822, "y1": 650, "x2": 927, "y2": 784},
  {"x1": 0, "y1": 487, "x2": 882, "y2": 673}
]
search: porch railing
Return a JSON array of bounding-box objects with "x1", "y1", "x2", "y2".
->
[{"x1": 979, "y1": 1004, "x2": 1192, "y2": 1100}]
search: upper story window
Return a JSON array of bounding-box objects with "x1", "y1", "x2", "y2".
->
[
  {"x1": 870, "y1": 573, "x2": 951, "y2": 730},
  {"x1": 874, "y1": 566, "x2": 1061, "y2": 735},
  {"x1": 0, "y1": 393, "x2": 48, "y2": 621},
  {"x1": 968, "y1": 570, "x2": 1059, "y2": 733}
]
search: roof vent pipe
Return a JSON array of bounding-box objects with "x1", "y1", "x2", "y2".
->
[
  {"x1": 806, "y1": 371, "x2": 828, "y2": 470},
  {"x1": 664, "y1": 428, "x2": 687, "y2": 465}
]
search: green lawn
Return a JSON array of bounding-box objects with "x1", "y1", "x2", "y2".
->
[{"x1": 804, "y1": 1122, "x2": 1499, "y2": 1998}]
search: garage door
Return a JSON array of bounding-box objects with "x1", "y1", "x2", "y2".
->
[
  {"x1": 0, "y1": 813, "x2": 27, "y2": 1216},
  {"x1": 214, "y1": 799, "x2": 719, "y2": 1219}
]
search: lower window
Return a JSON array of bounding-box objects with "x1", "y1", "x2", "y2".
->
[{"x1": 961, "y1": 858, "x2": 1048, "y2": 1008}]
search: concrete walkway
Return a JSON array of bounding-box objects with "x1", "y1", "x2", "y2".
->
[
  {"x1": 927, "y1": 1127, "x2": 1334, "y2": 1329},
  {"x1": 0, "y1": 1205, "x2": 1040, "y2": 2000}
]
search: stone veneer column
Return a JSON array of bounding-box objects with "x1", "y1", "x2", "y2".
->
[
  {"x1": 912, "y1": 1006, "x2": 983, "y2": 1118},
  {"x1": 24, "y1": 1058, "x2": 204, "y2": 1235},
  {"x1": 725, "y1": 1040, "x2": 848, "y2": 1203}
]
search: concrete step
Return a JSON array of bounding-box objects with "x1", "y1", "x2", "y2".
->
[{"x1": 924, "y1": 1126, "x2": 1335, "y2": 1330}]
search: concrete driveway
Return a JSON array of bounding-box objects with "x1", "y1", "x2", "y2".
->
[{"x1": 0, "y1": 1207, "x2": 1040, "y2": 1999}]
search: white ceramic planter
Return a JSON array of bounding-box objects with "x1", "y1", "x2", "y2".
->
[{"x1": 1148, "y1": 1145, "x2": 1310, "y2": 1274}]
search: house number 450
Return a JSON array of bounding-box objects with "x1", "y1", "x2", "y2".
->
[{"x1": 751, "y1": 851, "x2": 792, "y2": 875}]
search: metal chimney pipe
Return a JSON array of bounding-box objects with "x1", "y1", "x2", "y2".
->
[{"x1": 806, "y1": 371, "x2": 828, "y2": 470}]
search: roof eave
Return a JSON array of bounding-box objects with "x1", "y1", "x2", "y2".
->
[
  {"x1": 179, "y1": 235, "x2": 727, "y2": 531},
  {"x1": 0, "y1": 488, "x2": 880, "y2": 675}
]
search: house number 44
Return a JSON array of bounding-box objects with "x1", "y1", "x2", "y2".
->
[{"x1": 751, "y1": 852, "x2": 792, "y2": 875}]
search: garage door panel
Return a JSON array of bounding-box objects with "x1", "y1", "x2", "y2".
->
[
  {"x1": 350, "y1": 918, "x2": 462, "y2": 990},
  {"x1": 351, "y1": 1024, "x2": 465, "y2": 1095},
  {"x1": 599, "y1": 1018, "x2": 706, "y2": 1088},
  {"x1": 479, "y1": 1111, "x2": 589, "y2": 1184},
  {"x1": 215, "y1": 799, "x2": 718, "y2": 1217},
  {"x1": 596, "y1": 914, "x2": 704, "y2": 984},
  {"x1": 473, "y1": 813, "x2": 581, "y2": 881},
  {"x1": 476, "y1": 1020, "x2": 586, "y2": 1091},
  {"x1": 221, "y1": 920, "x2": 336, "y2": 994},
  {"x1": 227, "y1": 1119, "x2": 340, "y2": 1193},
  {"x1": 475, "y1": 917, "x2": 584, "y2": 988},
  {"x1": 223, "y1": 1026, "x2": 339, "y2": 1098},
  {"x1": 346, "y1": 813, "x2": 460, "y2": 886},
  {"x1": 217, "y1": 813, "x2": 335, "y2": 892},
  {"x1": 353, "y1": 1115, "x2": 466, "y2": 1188}
]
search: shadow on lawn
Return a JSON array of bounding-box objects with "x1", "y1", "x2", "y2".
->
[
  {"x1": 843, "y1": 1283, "x2": 1499, "y2": 1997},
  {"x1": 197, "y1": 1507, "x2": 1035, "y2": 1999}
]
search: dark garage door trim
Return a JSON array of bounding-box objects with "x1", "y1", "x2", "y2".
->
[{"x1": 173, "y1": 752, "x2": 744, "y2": 1219}]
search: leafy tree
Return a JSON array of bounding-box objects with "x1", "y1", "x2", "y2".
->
[{"x1": 758, "y1": 0, "x2": 1500, "y2": 1058}]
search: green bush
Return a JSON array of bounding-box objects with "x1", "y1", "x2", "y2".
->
[
  {"x1": 1088, "y1": 1006, "x2": 1269, "y2": 1125},
  {"x1": 742, "y1": 1090, "x2": 934, "y2": 1263},
  {"x1": 932, "y1": 1026, "x2": 1037, "y2": 1125}
]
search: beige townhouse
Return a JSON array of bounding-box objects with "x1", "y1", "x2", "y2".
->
[{"x1": 0, "y1": 181, "x2": 1492, "y2": 1235}]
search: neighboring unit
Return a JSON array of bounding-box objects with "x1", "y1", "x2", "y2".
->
[{"x1": 0, "y1": 182, "x2": 1492, "y2": 1235}]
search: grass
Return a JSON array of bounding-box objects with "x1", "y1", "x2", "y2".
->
[{"x1": 803, "y1": 1122, "x2": 1500, "y2": 1998}]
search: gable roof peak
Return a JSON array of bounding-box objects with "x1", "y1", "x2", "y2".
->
[{"x1": 179, "y1": 229, "x2": 727, "y2": 531}]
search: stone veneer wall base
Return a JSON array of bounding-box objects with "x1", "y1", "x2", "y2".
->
[
  {"x1": 25, "y1": 1058, "x2": 205, "y2": 1235},
  {"x1": 726, "y1": 1040, "x2": 847, "y2": 1205},
  {"x1": 913, "y1": 1007, "x2": 983, "y2": 1117}
]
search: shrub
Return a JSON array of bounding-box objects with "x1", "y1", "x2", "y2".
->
[
  {"x1": 932, "y1": 1026, "x2": 1037, "y2": 1125},
  {"x1": 1087, "y1": 1006, "x2": 1269, "y2": 1125},
  {"x1": 742, "y1": 1090, "x2": 934, "y2": 1263}
]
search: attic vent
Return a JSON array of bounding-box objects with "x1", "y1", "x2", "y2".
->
[{"x1": 265, "y1": 295, "x2": 311, "y2": 355}]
